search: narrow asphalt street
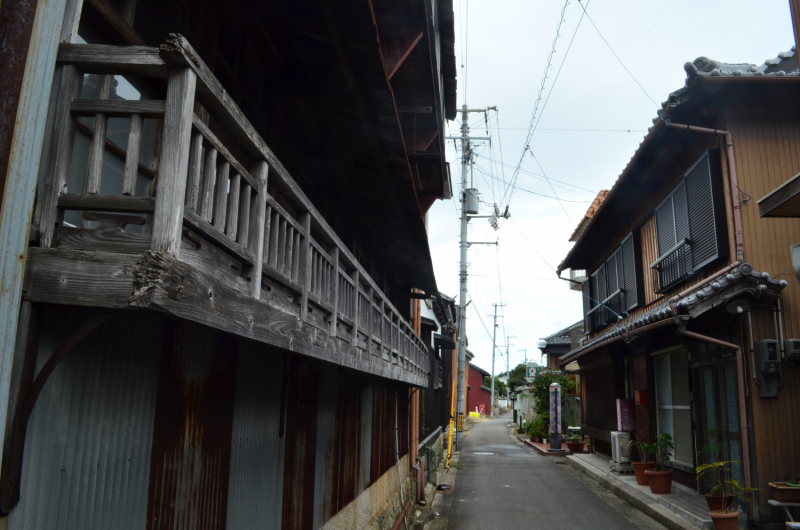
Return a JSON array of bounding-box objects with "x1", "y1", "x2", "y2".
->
[{"x1": 448, "y1": 416, "x2": 667, "y2": 530}]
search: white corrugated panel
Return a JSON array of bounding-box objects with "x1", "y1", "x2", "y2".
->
[
  {"x1": 225, "y1": 340, "x2": 285, "y2": 530},
  {"x1": 8, "y1": 307, "x2": 163, "y2": 530}
]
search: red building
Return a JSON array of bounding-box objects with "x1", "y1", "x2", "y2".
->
[{"x1": 467, "y1": 362, "x2": 492, "y2": 415}]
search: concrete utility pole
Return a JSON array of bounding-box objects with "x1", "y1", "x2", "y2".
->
[
  {"x1": 506, "y1": 335, "x2": 515, "y2": 423},
  {"x1": 489, "y1": 303, "x2": 504, "y2": 417},
  {"x1": 454, "y1": 103, "x2": 495, "y2": 448}
]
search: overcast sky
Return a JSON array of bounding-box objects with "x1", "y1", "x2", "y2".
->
[{"x1": 426, "y1": 0, "x2": 795, "y2": 374}]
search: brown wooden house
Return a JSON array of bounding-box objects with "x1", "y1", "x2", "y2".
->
[
  {"x1": 0, "y1": 0, "x2": 457, "y2": 528},
  {"x1": 558, "y1": 48, "x2": 800, "y2": 526}
]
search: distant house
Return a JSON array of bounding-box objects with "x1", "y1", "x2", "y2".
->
[
  {"x1": 558, "y1": 47, "x2": 800, "y2": 526},
  {"x1": 467, "y1": 362, "x2": 492, "y2": 415},
  {"x1": 538, "y1": 321, "x2": 583, "y2": 370}
]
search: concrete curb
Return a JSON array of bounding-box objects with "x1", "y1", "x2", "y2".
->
[{"x1": 567, "y1": 455, "x2": 704, "y2": 530}]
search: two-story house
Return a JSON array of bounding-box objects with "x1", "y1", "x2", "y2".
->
[
  {"x1": 0, "y1": 0, "x2": 457, "y2": 529},
  {"x1": 558, "y1": 48, "x2": 800, "y2": 526}
]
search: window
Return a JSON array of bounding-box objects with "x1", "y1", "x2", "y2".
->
[
  {"x1": 653, "y1": 348, "x2": 693, "y2": 466},
  {"x1": 651, "y1": 150, "x2": 727, "y2": 292},
  {"x1": 582, "y1": 232, "x2": 642, "y2": 332}
]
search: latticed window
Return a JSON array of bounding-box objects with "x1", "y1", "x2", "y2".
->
[{"x1": 651, "y1": 150, "x2": 727, "y2": 293}]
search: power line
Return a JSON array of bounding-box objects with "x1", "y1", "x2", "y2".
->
[
  {"x1": 474, "y1": 165, "x2": 593, "y2": 202},
  {"x1": 575, "y1": 0, "x2": 658, "y2": 108},
  {"x1": 505, "y1": 0, "x2": 571, "y2": 208},
  {"x1": 531, "y1": 153, "x2": 575, "y2": 223},
  {"x1": 474, "y1": 155, "x2": 599, "y2": 194}
]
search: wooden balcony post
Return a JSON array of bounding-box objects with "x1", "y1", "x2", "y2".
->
[
  {"x1": 351, "y1": 270, "x2": 360, "y2": 346},
  {"x1": 247, "y1": 161, "x2": 269, "y2": 298},
  {"x1": 151, "y1": 66, "x2": 197, "y2": 257},
  {"x1": 299, "y1": 213, "x2": 312, "y2": 320},
  {"x1": 329, "y1": 246, "x2": 339, "y2": 337},
  {"x1": 36, "y1": 65, "x2": 81, "y2": 248}
]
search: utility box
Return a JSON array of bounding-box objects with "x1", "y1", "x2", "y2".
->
[
  {"x1": 757, "y1": 340, "x2": 781, "y2": 374},
  {"x1": 784, "y1": 339, "x2": 800, "y2": 361},
  {"x1": 465, "y1": 188, "x2": 480, "y2": 214}
]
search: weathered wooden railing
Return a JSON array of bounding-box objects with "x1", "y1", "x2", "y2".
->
[{"x1": 30, "y1": 35, "x2": 427, "y2": 382}]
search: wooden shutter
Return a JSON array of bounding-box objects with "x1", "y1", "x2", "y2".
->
[
  {"x1": 686, "y1": 151, "x2": 726, "y2": 269},
  {"x1": 655, "y1": 195, "x2": 676, "y2": 257},
  {"x1": 582, "y1": 279, "x2": 591, "y2": 333},
  {"x1": 589, "y1": 269, "x2": 600, "y2": 331},
  {"x1": 606, "y1": 250, "x2": 620, "y2": 322},
  {"x1": 620, "y1": 232, "x2": 640, "y2": 311},
  {"x1": 596, "y1": 263, "x2": 607, "y2": 326}
]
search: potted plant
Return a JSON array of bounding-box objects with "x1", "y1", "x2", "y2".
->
[
  {"x1": 630, "y1": 436, "x2": 657, "y2": 486},
  {"x1": 696, "y1": 460, "x2": 761, "y2": 530},
  {"x1": 518, "y1": 419, "x2": 529, "y2": 435},
  {"x1": 644, "y1": 433, "x2": 674, "y2": 494},
  {"x1": 525, "y1": 421, "x2": 537, "y2": 442},
  {"x1": 565, "y1": 432, "x2": 586, "y2": 453},
  {"x1": 696, "y1": 437, "x2": 734, "y2": 512}
]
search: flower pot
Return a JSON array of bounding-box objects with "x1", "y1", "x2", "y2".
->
[
  {"x1": 566, "y1": 441, "x2": 586, "y2": 453},
  {"x1": 644, "y1": 469, "x2": 673, "y2": 494},
  {"x1": 709, "y1": 510, "x2": 739, "y2": 530},
  {"x1": 632, "y1": 461, "x2": 655, "y2": 486},
  {"x1": 529, "y1": 436, "x2": 536, "y2": 442},
  {"x1": 705, "y1": 493, "x2": 734, "y2": 512},
  {"x1": 769, "y1": 482, "x2": 800, "y2": 502}
]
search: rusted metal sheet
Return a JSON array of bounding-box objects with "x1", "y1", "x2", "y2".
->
[
  {"x1": 357, "y1": 377, "x2": 373, "y2": 494},
  {"x1": 146, "y1": 320, "x2": 237, "y2": 530},
  {"x1": 226, "y1": 340, "x2": 285, "y2": 530},
  {"x1": 8, "y1": 306, "x2": 162, "y2": 530},
  {"x1": 0, "y1": 0, "x2": 68, "y2": 476},
  {"x1": 281, "y1": 357, "x2": 319, "y2": 530}
]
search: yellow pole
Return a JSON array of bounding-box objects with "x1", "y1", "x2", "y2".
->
[{"x1": 446, "y1": 379, "x2": 456, "y2": 471}]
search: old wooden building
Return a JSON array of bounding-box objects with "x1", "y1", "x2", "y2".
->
[
  {"x1": 0, "y1": 0, "x2": 457, "y2": 528},
  {"x1": 558, "y1": 47, "x2": 800, "y2": 526}
]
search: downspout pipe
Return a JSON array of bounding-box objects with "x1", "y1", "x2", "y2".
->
[
  {"x1": 678, "y1": 330, "x2": 752, "y2": 496},
  {"x1": 663, "y1": 121, "x2": 744, "y2": 263}
]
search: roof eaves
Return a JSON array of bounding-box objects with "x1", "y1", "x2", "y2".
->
[{"x1": 558, "y1": 264, "x2": 788, "y2": 365}]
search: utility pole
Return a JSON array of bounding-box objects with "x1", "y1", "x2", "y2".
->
[
  {"x1": 454, "y1": 104, "x2": 496, "y2": 448},
  {"x1": 489, "y1": 303, "x2": 504, "y2": 417},
  {"x1": 520, "y1": 348, "x2": 527, "y2": 366},
  {"x1": 506, "y1": 335, "x2": 516, "y2": 425}
]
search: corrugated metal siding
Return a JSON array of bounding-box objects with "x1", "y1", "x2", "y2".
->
[
  {"x1": 281, "y1": 357, "x2": 319, "y2": 530},
  {"x1": 146, "y1": 321, "x2": 237, "y2": 530},
  {"x1": 357, "y1": 378, "x2": 373, "y2": 494},
  {"x1": 725, "y1": 85, "x2": 800, "y2": 520},
  {"x1": 8, "y1": 306, "x2": 162, "y2": 530},
  {"x1": 226, "y1": 340, "x2": 285, "y2": 530},
  {"x1": 313, "y1": 364, "x2": 340, "y2": 528}
]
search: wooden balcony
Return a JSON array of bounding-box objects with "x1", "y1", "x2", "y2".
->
[{"x1": 23, "y1": 35, "x2": 428, "y2": 386}]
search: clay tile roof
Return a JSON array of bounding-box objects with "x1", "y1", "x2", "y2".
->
[{"x1": 568, "y1": 190, "x2": 609, "y2": 243}]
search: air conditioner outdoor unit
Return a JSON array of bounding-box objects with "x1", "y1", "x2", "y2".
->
[{"x1": 611, "y1": 431, "x2": 631, "y2": 464}]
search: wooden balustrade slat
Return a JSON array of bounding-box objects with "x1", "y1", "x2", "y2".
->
[
  {"x1": 277, "y1": 218, "x2": 287, "y2": 274},
  {"x1": 212, "y1": 161, "x2": 230, "y2": 231},
  {"x1": 225, "y1": 173, "x2": 241, "y2": 239},
  {"x1": 122, "y1": 113, "x2": 143, "y2": 196},
  {"x1": 71, "y1": 99, "x2": 166, "y2": 117},
  {"x1": 330, "y1": 246, "x2": 339, "y2": 337},
  {"x1": 191, "y1": 116, "x2": 257, "y2": 190},
  {"x1": 184, "y1": 131, "x2": 203, "y2": 210},
  {"x1": 85, "y1": 75, "x2": 112, "y2": 197},
  {"x1": 264, "y1": 195, "x2": 303, "y2": 233},
  {"x1": 237, "y1": 184, "x2": 251, "y2": 247},
  {"x1": 199, "y1": 147, "x2": 217, "y2": 221},
  {"x1": 268, "y1": 210, "x2": 279, "y2": 268}
]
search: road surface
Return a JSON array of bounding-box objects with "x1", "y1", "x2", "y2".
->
[{"x1": 448, "y1": 416, "x2": 667, "y2": 530}]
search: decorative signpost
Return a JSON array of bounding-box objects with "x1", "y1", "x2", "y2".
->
[{"x1": 549, "y1": 382, "x2": 562, "y2": 451}]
